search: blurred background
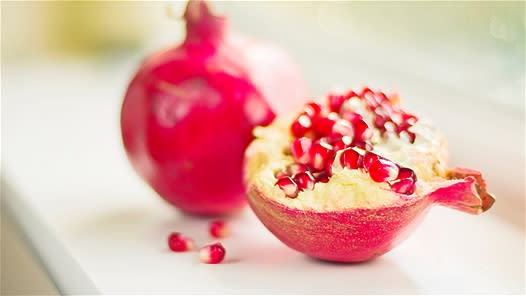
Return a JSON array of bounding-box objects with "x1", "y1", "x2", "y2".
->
[{"x1": 2, "y1": 1, "x2": 524, "y2": 294}]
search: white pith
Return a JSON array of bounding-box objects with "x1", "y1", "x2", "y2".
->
[{"x1": 244, "y1": 97, "x2": 449, "y2": 211}]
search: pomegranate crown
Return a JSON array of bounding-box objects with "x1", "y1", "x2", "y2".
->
[{"x1": 184, "y1": 0, "x2": 227, "y2": 44}]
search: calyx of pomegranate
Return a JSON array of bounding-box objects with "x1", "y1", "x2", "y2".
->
[{"x1": 246, "y1": 87, "x2": 495, "y2": 213}]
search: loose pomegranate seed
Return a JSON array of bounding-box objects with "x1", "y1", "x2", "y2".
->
[
  {"x1": 363, "y1": 152, "x2": 380, "y2": 171},
  {"x1": 199, "y1": 243, "x2": 225, "y2": 264},
  {"x1": 168, "y1": 232, "x2": 194, "y2": 252},
  {"x1": 390, "y1": 178, "x2": 415, "y2": 195},
  {"x1": 340, "y1": 148, "x2": 363, "y2": 169},
  {"x1": 331, "y1": 119, "x2": 354, "y2": 138},
  {"x1": 352, "y1": 118, "x2": 372, "y2": 141},
  {"x1": 328, "y1": 94, "x2": 346, "y2": 113},
  {"x1": 275, "y1": 176, "x2": 299, "y2": 198},
  {"x1": 368, "y1": 158, "x2": 400, "y2": 182},
  {"x1": 291, "y1": 114, "x2": 312, "y2": 137},
  {"x1": 313, "y1": 113, "x2": 338, "y2": 137},
  {"x1": 309, "y1": 141, "x2": 336, "y2": 171},
  {"x1": 209, "y1": 220, "x2": 229, "y2": 238},
  {"x1": 293, "y1": 171, "x2": 316, "y2": 191},
  {"x1": 304, "y1": 102, "x2": 322, "y2": 118},
  {"x1": 290, "y1": 137, "x2": 312, "y2": 164},
  {"x1": 287, "y1": 163, "x2": 308, "y2": 175},
  {"x1": 397, "y1": 167, "x2": 416, "y2": 180}
]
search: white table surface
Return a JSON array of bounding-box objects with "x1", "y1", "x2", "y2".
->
[{"x1": 2, "y1": 57, "x2": 524, "y2": 294}]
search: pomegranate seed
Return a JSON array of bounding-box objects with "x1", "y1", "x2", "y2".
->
[
  {"x1": 345, "y1": 90, "x2": 358, "y2": 99},
  {"x1": 304, "y1": 102, "x2": 322, "y2": 118},
  {"x1": 363, "y1": 152, "x2": 380, "y2": 171},
  {"x1": 209, "y1": 220, "x2": 229, "y2": 238},
  {"x1": 341, "y1": 110, "x2": 362, "y2": 123},
  {"x1": 374, "y1": 115, "x2": 388, "y2": 131},
  {"x1": 400, "y1": 130, "x2": 416, "y2": 143},
  {"x1": 293, "y1": 171, "x2": 316, "y2": 191},
  {"x1": 168, "y1": 232, "x2": 194, "y2": 252},
  {"x1": 199, "y1": 243, "x2": 225, "y2": 264},
  {"x1": 331, "y1": 119, "x2": 354, "y2": 138},
  {"x1": 309, "y1": 141, "x2": 336, "y2": 171},
  {"x1": 331, "y1": 136, "x2": 352, "y2": 151},
  {"x1": 384, "y1": 121, "x2": 396, "y2": 133},
  {"x1": 274, "y1": 170, "x2": 289, "y2": 179},
  {"x1": 286, "y1": 163, "x2": 308, "y2": 175},
  {"x1": 340, "y1": 148, "x2": 363, "y2": 169},
  {"x1": 368, "y1": 158, "x2": 400, "y2": 182},
  {"x1": 290, "y1": 137, "x2": 312, "y2": 164},
  {"x1": 328, "y1": 94, "x2": 346, "y2": 113},
  {"x1": 390, "y1": 178, "x2": 415, "y2": 195},
  {"x1": 313, "y1": 113, "x2": 338, "y2": 137},
  {"x1": 352, "y1": 118, "x2": 372, "y2": 141},
  {"x1": 397, "y1": 167, "x2": 416, "y2": 180},
  {"x1": 312, "y1": 171, "x2": 331, "y2": 183},
  {"x1": 291, "y1": 114, "x2": 312, "y2": 137},
  {"x1": 276, "y1": 176, "x2": 299, "y2": 198},
  {"x1": 360, "y1": 87, "x2": 373, "y2": 98},
  {"x1": 351, "y1": 140, "x2": 373, "y2": 151}
]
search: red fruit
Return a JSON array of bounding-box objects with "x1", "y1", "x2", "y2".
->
[
  {"x1": 291, "y1": 114, "x2": 312, "y2": 137},
  {"x1": 352, "y1": 118, "x2": 372, "y2": 141},
  {"x1": 339, "y1": 148, "x2": 363, "y2": 169},
  {"x1": 313, "y1": 113, "x2": 338, "y2": 137},
  {"x1": 368, "y1": 158, "x2": 399, "y2": 182},
  {"x1": 293, "y1": 171, "x2": 316, "y2": 191},
  {"x1": 209, "y1": 220, "x2": 230, "y2": 238},
  {"x1": 331, "y1": 119, "x2": 354, "y2": 138},
  {"x1": 330, "y1": 136, "x2": 352, "y2": 151},
  {"x1": 397, "y1": 167, "x2": 416, "y2": 180},
  {"x1": 290, "y1": 137, "x2": 312, "y2": 165},
  {"x1": 244, "y1": 87, "x2": 495, "y2": 263},
  {"x1": 286, "y1": 163, "x2": 308, "y2": 175},
  {"x1": 303, "y1": 102, "x2": 323, "y2": 118},
  {"x1": 168, "y1": 232, "x2": 194, "y2": 252},
  {"x1": 390, "y1": 178, "x2": 415, "y2": 195},
  {"x1": 363, "y1": 152, "x2": 380, "y2": 171},
  {"x1": 276, "y1": 176, "x2": 299, "y2": 198},
  {"x1": 199, "y1": 243, "x2": 226, "y2": 264},
  {"x1": 309, "y1": 141, "x2": 336, "y2": 171},
  {"x1": 120, "y1": 0, "x2": 307, "y2": 215},
  {"x1": 327, "y1": 93, "x2": 346, "y2": 113}
]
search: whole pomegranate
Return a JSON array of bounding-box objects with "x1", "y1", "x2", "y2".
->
[
  {"x1": 244, "y1": 87, "x2": 495, "y2": 262},
  {"x1": 121, "y1": 0, "x2": 307, "y2": 215}
]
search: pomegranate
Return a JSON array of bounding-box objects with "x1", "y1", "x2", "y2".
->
[
  {"x1": 199, "y1": 242, "x2": 226, "y2": 264},
  {"x1": 120, "y1": 0, "x2": 307, "y2": 215},
  {"x1": 167, "y1": 232, "x2": 194, "y2": 252},
  {"x1": 244, "y1": 87, "x2": 495, "y2": 262}
]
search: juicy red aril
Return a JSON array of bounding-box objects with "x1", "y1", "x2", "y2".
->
[
  {"x1": 199, "y1": 243, "x2": 226, "y2": 264},
  {"x1": 363, "y1": 152, "x2": 380, "y2": 171},
  {"x1": 390, "y1": 178, "x2": 415, "y2": 195},
  {"x1": 331, "y1": 119, "x2": 354, "y2": 138},
  {"x1": 209, "y1": 220, "x2": 229, "y2": 238},
  {"x1": 341, "y1": 110, "x2": 363, "y2": 123},
  {"x1": 397, "y1": 167, "x2": 416, "y2": 180},
  {"x1": 293, "y1": 171, "x2": 316, "y2": 191},
  {"x1": 275, "y1": 170, "x2": 288, "y2": 179},
  {"x1": 313, "y1": 113, "x2": 338, "y2": 137},
  {"x1": 309, "y1": 141, "x2": 336, "y2": 171},
  {"x1": 368, "y1": 158, "x2": 400, "y2": 182},
  {"x1": 351, "y1": 140, "x2": 373, "y2": 151},
  {"x1": 291, "y1": 114, "x2": 312, "y2": 137},
  {"x1": 352, "y1": 118, "x2": 372, "y2": 141},
  {"x1": 290, "y1": 137, "x2": 312, "y2": 164},
  {"x1": 340, "y1": 148, "x2": 363, "y2": 169},
  {"x1": 313, "y1": 171, "x2": 331, "y2": 183},
  {"x1": 168, "y1": 232, "x2": 194, "y2": 252},
  {"x1": 400, "y1": 130, "x2": 416, "y2": 143},
  {"x1": 331, "y1": 136, "x2": 352, "y2": 151},
  {"x1": 276, "y1": 176, "x2": 299, "y2": 198},
  {"x1": 328, "y1": 94, "x2": 346, "y2": 113},
  {"x1": 304, "y1": 102, "x2": 322, "y2": 118},
  {"x1": 287, "y1": 163, "x2": 308, "y2": 175}
]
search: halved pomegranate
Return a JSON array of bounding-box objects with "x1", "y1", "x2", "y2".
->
[{"x1": 244, "y1": 87, "x2": 495, "y2": 262}]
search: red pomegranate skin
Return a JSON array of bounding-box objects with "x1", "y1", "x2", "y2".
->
[
  {"x1": 121, "y1": 1, "x2": 307, "y2": 215},
  {"x1": 247, "y1": 168, "x2": 494, "y2": 262}
]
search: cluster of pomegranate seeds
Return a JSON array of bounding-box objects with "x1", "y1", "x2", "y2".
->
[
  {"x1": 275, "y1": 87, "x2": 419, "y2": 197},
  {"x1": 167, "y1": 220, "x2": 229, "y2": 264}
]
